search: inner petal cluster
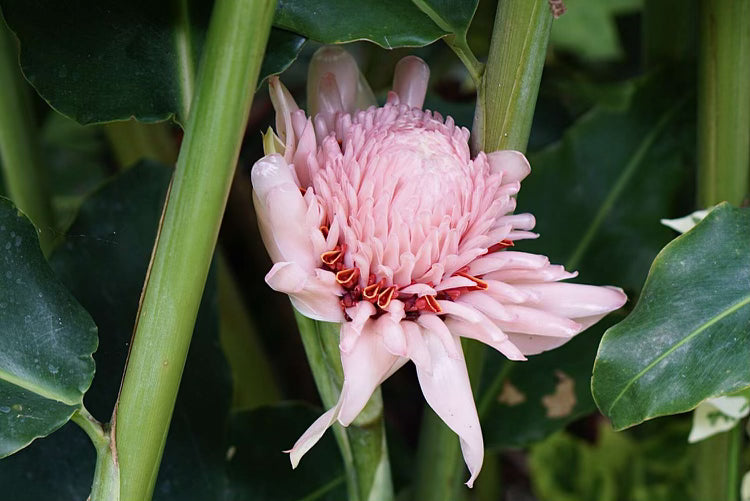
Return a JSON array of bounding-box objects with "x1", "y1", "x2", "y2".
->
[{"x1": 303, "y1": 97, "x2": 534, "y2": 320}]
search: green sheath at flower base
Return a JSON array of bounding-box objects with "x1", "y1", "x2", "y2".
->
[{"x1": 114, "y1": 1, "x2": 275, "y2": 501}]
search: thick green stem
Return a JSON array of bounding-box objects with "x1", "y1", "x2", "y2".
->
[
  {"x1": 72, "y1": 407, "x2": 120, "y2": 501},
  {"x1": 114, "y1": 1, "x2": 275, "y2": 500},
  {"x1": 104, "y1": 119, "x2": 178, "y2": 168},
  {"x1": 694, "y1": 2, "x2": 749, "y2": 500},
  {"x1": 0, "y1": 19, "x2": 55, "y2": 253},
  {"x1": 413, "y1": 2, "x2": 552, "y2": 499},
  {"x1": 294, "y1": 312, "x2": 394, "y2": 501},
  {"x1": 697, "y1": 0, "x2": 750, "y2": 207},
  {"x1": 474, "y1": 0, "x2": 552, "y2": 153}
]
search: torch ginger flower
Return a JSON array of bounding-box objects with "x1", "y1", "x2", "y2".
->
[{"x1": 251, "y1": 47, "x2": 627, "y2": 486}]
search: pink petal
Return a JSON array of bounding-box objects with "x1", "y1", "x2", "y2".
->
[
  {"x1": 417, "y1": 314, "x2": 462, "y2": 359},
  {"x1": 377, "y1": 315, "x2": 407, "y2": 356},
  {"x1": 498, "y1": 305, "x2": 581, "y2": 338},
  {"x1": 338, "y1": 323, "x2": 399, "y2": 425},
  {"x1": 444, "y1": 317, "x2": 527, "y2": 361},
  {"x1": 486, "y1": 150, "x2": 531, "y2": 184},
  {"x1": 402, "y1": 320, "x2": 432, "y2": 374},
  {"x1": 513, "y1": 283, "x2": 627, "y2": 319},
  {"x1": 251, "y1": 154, "x2": 316, "y2": 269},
  {"x1": 266, "y1": 263, "x2": 345, "y2": 322},
  {"x1": 468, "y1": 251, "x2": 549, "y2": 276},
  {"x1": 505, "y1": 333, "x2": 571, "y2": 355},
  {"x1": 400, "y1": 283, "x2": 437, "y2": 296},
  {"x1": 307, "y1": 46, "x2": 359, "y2": 117},
  {"x1": 415, "y1": 330, "x2": 484, "y2": 487},
  {"x1": 393, "y1": 56, "x2": 430, "y2": 109},
  {"x1": 268, "y1": 77, "x2": 300, "y2": 161},
  {"x1": 287, "y1": 397, "x2": 343, "y2": 468}
]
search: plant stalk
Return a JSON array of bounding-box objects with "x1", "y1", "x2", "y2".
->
[
  {"x1": 294, "y1": 312, "x2": 394, "y2": 501},
  {"x1": 413, "y1": 2, "x2": 552, "y2": 499},
  {"x1": 694, "y1": 2, "x2": 750, "y2": 500},
  {"x1": 697, "y1": 0, "x2": 750, "y2": 207},
  {"x1": 0, "y1": 19, "x2": 55, "y2": 253},
  {"x1": 474, "y1": 0, "x2": 552, "y2": 153},
  {"x1": 113, "y1": 1, "x2": 276, "y2": 500}
]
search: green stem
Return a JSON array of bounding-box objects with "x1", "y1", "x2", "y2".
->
[
  {"x1": 114, "y1": 1, "x2": 276, "y2": 500},
  {"x1": 104, "y1": 120, "x2": 178, "y2": 168},
  {"x1": 72, "y1": 407, "x2": 120, "y2": 501},
  {"x1": 474, "y1": 0, "x2": 552, "y2": 153},
  {"x1": 697, "y1": 0, "x2": 750, "y2": 207},
  {"x1": 0, "y1": 19, "x2": 55, "y2": 253},
  {"x1": 413, "y1": 2, "x2": 552, "y2": 498},
  {"x1": 294, "y1": 312, "x2": 394, "y2": 501},
  {"x1": 218, "y1": 252, "x2": 281, "y2": 410}
]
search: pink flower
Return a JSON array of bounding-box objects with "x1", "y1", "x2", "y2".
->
[{"x1": 251, "y1": 47, "x2": 627, "y2": 486}]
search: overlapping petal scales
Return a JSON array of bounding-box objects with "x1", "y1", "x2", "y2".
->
[{"x1": 252, "y1": 52, "x2": 627, "y2": 486}]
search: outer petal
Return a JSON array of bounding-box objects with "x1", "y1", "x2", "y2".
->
[
  {"x1": 513, "y1": 283, "x2": 627, "y2": 319},
  {"x1": 415, "y1": 330, "x2": 484, "y2": 487},
  {"x1": 338, "y1": 322, "x2": 400, "y2": 425},
  {"x1": 251, "y1": 154, "x2": 316, "y2": 270},
  {"x1": 266, "y1": 263, "x2": 345, "y2": 322},
  {"x1": 269, "y1": 77, "x2": 300, "y2": 161},
  {"x1": 486, "y1": 150, "x2": 531, "y2": 184},
  {"x1": 393, "y1": 56, "x2": 430, "y2": 109},
  {"x1": 308, "y1": 46, "x2": 360, "y2": 117},
  {"x1": 287, "y1": 397, "x2": 343, "y2": 468}
]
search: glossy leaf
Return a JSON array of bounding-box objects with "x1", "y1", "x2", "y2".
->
[
  {"x1": 274, "y1": 0, "x2": 447, "y2": 48},
  {"x1": 519, "y1": 78, "x2": 695, "y2": 294},
  {"x1": 1, "y1": 0, "x2": 303, "y2": 125},
  {"x1": 479, "y1": 78, "x2": 694, "y2": 447},
  {"x1": 592, "y1": 204, "x2": 750, "y2": 429},
  {"x1": 258, "y1": 29, "x2": 306, "y2": 89},
  {"x1": 0, "y1": 162, "x2": 231, "y2": 500},
  {"x1": 410, "y1": 0, "x2": 479, "y2": 38},
  {"x1": 225, "y1": 403, "x2": 347, "y2": 501},
  {"x1": 0, "y1": 197, "x2": 97, "y2": 458}
]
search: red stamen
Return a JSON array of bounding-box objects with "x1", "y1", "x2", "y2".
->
[
  {"x1": 336, "y1": 268, "x2": 360, "y2": 289},
  {"x1": 320, "y1": 225, "x2": 329, "y2": 238},
  {"x1": 363, "y1": 282, "x2": 381, "y2": 302},
  {"x1": 423, "y1": 295, "x2": 442, "y2": 313},
  {"x1": 377, "y1": 286, "x2": 397, "y2": 309},
  {"x1": 487, "y1": 239, "x2": 514, "y2": 253},
  {"x1": 456, "y1": 271, "x2": 489, "y2": 291},
  {"x1": 321, "y1": 247, "x2": 343, "y2": 267}
]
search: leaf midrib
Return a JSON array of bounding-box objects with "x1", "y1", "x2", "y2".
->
[
  {"x1": 565, "y1": 95, "x2": 689, "y2": 270},
  {"x1": 606, "y1": 294, "x2": 750, "y2": 416},
  {"x1": 0, "y1": 366, "x2": 79, "y2": 406}
]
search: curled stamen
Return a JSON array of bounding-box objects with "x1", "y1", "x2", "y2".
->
[
  {"x1": 456, "y1": 272, "x2": 489, "y2": 291},
  {"x1": 487, "y1": 239, "x2": 514, "y2": 253},
  {"x1": 320, "y1": 225, "x2": 329, "y2": 238},
  {"x1": 336, "y1": 267, "x2": 360, "y2": 289},
  {"x1": 363, "y1": 280, "x2": 383, "y2": 302},
  {"x1": 415, "y1": 294, "x2": 442, "y2": 313},
  {"x1": 321, "y1": 247, "x2": 343, "y2": 267},
  {"x1": 377, "y1": 285, "x2": 397, "y2": 309}
]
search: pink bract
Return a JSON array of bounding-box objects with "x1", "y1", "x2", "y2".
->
[{"x1": 251, "y1": 47, "x2": 627, "y2": 487}]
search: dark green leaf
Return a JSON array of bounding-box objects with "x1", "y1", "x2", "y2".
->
[
  {"x1": 274, "y1": 0, "x2": 447, "y2": 48},
  {"x1": 226, "y1": 403, "x2": 346, "y2": 501},
  {"x1": 0, "y1": 162, "x2": 231, "y2": 499},
  {"x1": 550, "y1": 0, "x2": 641, "y2": 61},
  {"x1": 1, "y1": 0, "x2": 303, "y2": 125},
  {"x1": 592, "y1": 204, "x2": 750, "y2": 429},
  {"x1": 410, "y1": 0, "x2": 479, "y2": 39},
  {"x1": 520, "y1": 78, "x2": 695, "y2": 294},
  {"x1": 482, "y1": 320, "x2": 618, "y2": 449},
  {"x1": 0, "y1": 197, "x2": 97, "y2": 457},
  {"x1": 259, "y1": 29, "x2": 306, "y2": 89}
]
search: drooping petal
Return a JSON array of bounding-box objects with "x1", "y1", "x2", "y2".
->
[
  {"x1": 415, "y1": 330, "x2": 484, "y2": 487},
  {"x1": 338, "y1": 322, "x2": 400, "y2": 425},
  {"x1": 393, "y1": 56, "x2": 430, "y2": 109},
  {"x1": 287, "y1": 397, "x2": 343, "y2": 468}
]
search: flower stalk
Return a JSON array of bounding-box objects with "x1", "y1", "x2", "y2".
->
[
  {"x1": 295, "y1": 313, "x2": 394, "y2": 501},
  {"x1": 413, "y1": 2, "x2": 553, "y2": 498},
  {"x1": 113, "y1": 1, "x2": 275, "y2": 500},
  {"x1": 0, "y1": 19, "x2": 55, "y2": 254}
]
